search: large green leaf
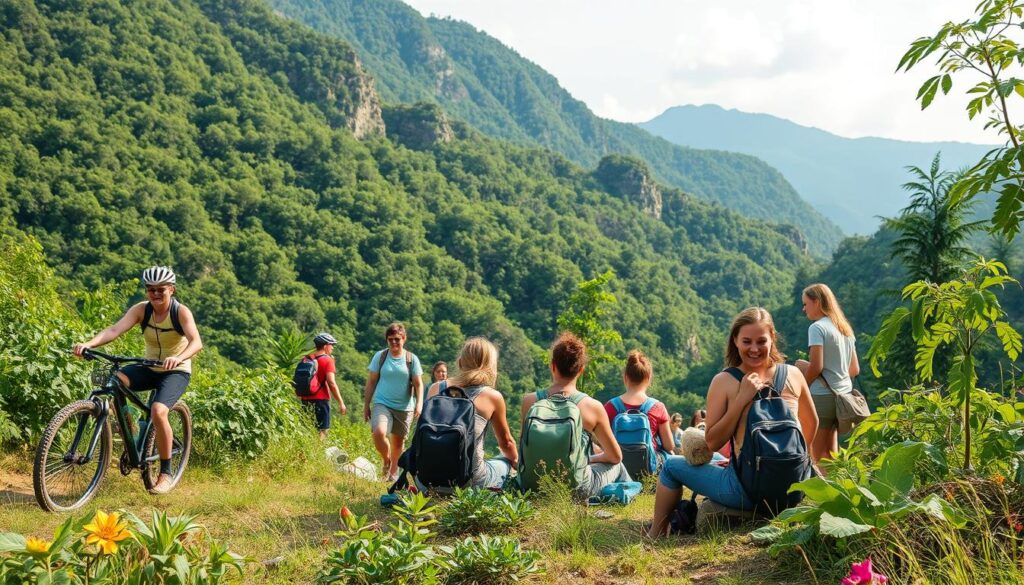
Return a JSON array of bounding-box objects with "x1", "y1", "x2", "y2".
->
[
  {"x1": 790, "y1": 476, "x2": 842, "y2": 503},
  {"x1": 872, "y1": 441, "x2": 925, "y2": 499},
  {"x1": 817, "y1": 512, "x2": 874, "y2": 538},
  {"x1": 0, "y1": 532, "x2": 27, "y2": 553}
]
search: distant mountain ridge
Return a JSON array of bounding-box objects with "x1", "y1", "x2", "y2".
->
[
  {"x1": 640, "y1": 104, "x2": 996, "y2": 235},
  {"x1": 266, "y1": 0, "x2": 844, "y2": 254}
]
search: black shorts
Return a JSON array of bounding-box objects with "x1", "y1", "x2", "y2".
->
[
  {"x1": 303, "y1": 399, "x2": 331, "y2": 430},
  {"x1": 119, "y1": 365, "x2": 190, "y2": 408}
]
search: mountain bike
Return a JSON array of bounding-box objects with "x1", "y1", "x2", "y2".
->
[{"x1": 32, "y1": 348, "x2": 193, "y2": 512}]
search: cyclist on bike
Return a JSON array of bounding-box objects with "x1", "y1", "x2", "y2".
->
[{"x1": 72, "y1": 266, "x2": 202, "y2": 494}]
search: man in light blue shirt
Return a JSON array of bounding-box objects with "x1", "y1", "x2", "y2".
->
[{"x1": 363, "y1": 323, "x2": 424, "y2": 482}]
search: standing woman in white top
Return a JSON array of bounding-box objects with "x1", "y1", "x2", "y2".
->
[{"x1": 796, "y1": 283, "x2": 860, "y2": 463}]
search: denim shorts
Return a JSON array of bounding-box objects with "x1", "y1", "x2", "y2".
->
[{"x1": 659, "y1": 453, "x2": 753, "y2": 510}]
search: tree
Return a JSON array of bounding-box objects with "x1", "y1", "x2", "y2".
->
[
  {"x1": 556, "y1": 270, "x2": 623, "y2": 394},
  {"x1": 882, "y1": 154, "x2": 983, "y2": 284},
  {"x1": 898, "y1": 0, "x2": 1024, "y2": 238},
  {"x1": 867, "y1": 259, "x2": 1022, "y2": 470}
]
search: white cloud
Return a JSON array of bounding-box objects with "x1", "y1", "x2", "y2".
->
[{"x1": 403, "y1": 0, "x2": 1000, "y2": 144}]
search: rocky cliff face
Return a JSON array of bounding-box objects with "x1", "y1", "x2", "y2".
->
[
  {"x1": 595, "y1": 155, "x2": 663, "y2": 220},
  {"x1": 336, "y1": 57, "x2": 385, "y2": 138},
  {"x1": 382, "y1": 102, "x2": 454, "y2": 150}
]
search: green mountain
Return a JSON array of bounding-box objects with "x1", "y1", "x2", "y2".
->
[
  {"x1": 640, "y1": 104, "x2": 996, "y2": 235},
  {"x1": 265, "y1": 0, "x2": 843, "y2": 255},
  {"x1": 0, "y1": 0, "x2": 811, "y2": 406}
]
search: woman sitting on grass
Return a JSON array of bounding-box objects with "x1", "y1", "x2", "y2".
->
[
  {"x1": 518, "y1": 333, "x2": 631, "y2": 499},
  {"x1": 603, "y1": 350, "x2": 674, "y2": 476},
  {"x1": 645, "y1": 307, "x2": 817, "y2": 537},
  {"x1": 421, "y1": 337, "x2": 517, "y2": 491}
]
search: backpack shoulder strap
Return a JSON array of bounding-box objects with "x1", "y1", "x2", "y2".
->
[
  {"x1": 567, "y1": 392, "x2": 587, "y2": 406},
  {"x1": 169, "y1": 299, "x2": 184, "y2": 335},
  {"x1": 376, "y1": 349, "x2": 388, "y2": 371},
  {"x1": 609, "y1": 396, "x2": 625, "y2": 415},
  {"x1": 723, "y1": 367, "x2": 744, "y2": 381},
  {"x1": 140, "y1": 302, "x2": 153, "y2": 335},
  {"x1": 438, "y1": 380, "x2": 448, "y2": 394},
  {"x1": 639, "y1": 397, "x2": 656, "y2": 414},
  {"x1": 772, "y1": 364, "x2": 790, "y2": 396},
  {"x1": 535, "y1": 389, "x2": 547, "y2": 401}
]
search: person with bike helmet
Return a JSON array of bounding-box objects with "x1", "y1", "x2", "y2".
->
[
  {"x1": 72, "y1": 266, "x2": 202, "y2": 495},
  {"x1": 303, "y1": 332, "x2": 347, "y2": 440}
]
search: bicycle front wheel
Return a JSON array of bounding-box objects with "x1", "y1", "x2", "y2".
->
[
  {"x1": 141, "y1": 401, "x2": 192, "y2": 491},
  {"x1": 33, "y1": 400, "x2": 112, "y2": 512}
]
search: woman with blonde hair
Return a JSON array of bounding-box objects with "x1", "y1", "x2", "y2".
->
[
  {"x1": 423, "y1": 337, "x2": 517, "y2": 490},
  {"x1": 797, "y1": 283, "x2": 860, "y2": 462}
]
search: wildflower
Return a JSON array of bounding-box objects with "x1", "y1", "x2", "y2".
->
[
  {"x1": 24, "y1": 537, "x2": 51, "y2": 557},
  {"x1": 993, "y1": 473, "x2": 1006, "y2": 486},
  {"x1": 842, "y1": 557, "x2": 888, "y2": 585},
  {"x1": 340, "y1": 506, "x2": 357, "y2": 530},
  {"x1": 83, "y1": 510, "x2": 131, "y2": 555},
  {"x1": 1015, "y1": 521, "x2": 1023, "y2": 533}
]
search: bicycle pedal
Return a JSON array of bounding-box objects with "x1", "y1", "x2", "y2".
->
[{"x1": 119, "y1": 451, "x2": 133, "y2": 476}]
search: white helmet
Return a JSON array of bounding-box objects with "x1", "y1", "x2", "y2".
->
[{"x1": 142, "y1": 266, "x2": 176, "y2": 286}]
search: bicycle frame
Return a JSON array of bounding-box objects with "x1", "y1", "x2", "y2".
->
[{"x1": 65, "y1": 353, "x2": 166, "y2": 471}]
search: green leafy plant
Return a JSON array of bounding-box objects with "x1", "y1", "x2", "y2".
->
[
  {"x1": 441, "y1": 535, "x2": 542, "y2": 585},
  {"x1": 0, "y1": 510, "x2": 244, "y2": 584},
  {"x1": 264, "y1": 326, "x2": 313, "y2": 372},
  {"x1": 751, "y1": 442, "x2": 968, "y2": 554},
  {"x1": 320, "y1": 493, "x2": 442, "y2": 585},
  {"x1": 438, "y1": 488, "x2": 535, "y2": 535},
  {"x1": 898, "y1": 0, "x2": 1024, "y2": 238},
  {"x1": 867, "y1": 259, "x2": 1021, "y2": 469}
]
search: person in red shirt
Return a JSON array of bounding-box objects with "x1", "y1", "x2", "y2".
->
[
  {"x1": 303, "y1": 333, "x2": 347, "y2": 440},
  {"x1": 604, "y1": 350, "x2": 675, "y2": 473}
]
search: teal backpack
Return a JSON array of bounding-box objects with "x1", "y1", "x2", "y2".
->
[{"x1": 517, "y1": 390, "x2": 589, "y2": 492}]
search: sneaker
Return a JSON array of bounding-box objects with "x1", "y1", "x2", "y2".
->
[{"x1": 149, "y1": 473, "x2": 175, "y2": 495}]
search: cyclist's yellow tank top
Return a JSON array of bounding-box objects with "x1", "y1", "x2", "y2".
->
[{"x1": 143, "y1": 310, "x2": 191, "y2": 374}]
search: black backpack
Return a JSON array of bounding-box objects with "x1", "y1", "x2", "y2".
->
[
  {"x1": 140, "y1": 299, "x2": 184, "y2": 335},
  {"x1": 389, "y1": 382, "x2": 481, "y2": 493},
  {"x1": 726, "y1": 364, "x2": 812, "y2": 516},
  {"x1": 669, "y1": 492, "x2": 699, "y2": 535},
  {"x1": 292, "y1": 354, "x2": 319, "y2": 398}
]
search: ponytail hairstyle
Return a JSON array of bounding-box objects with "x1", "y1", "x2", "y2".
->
[
  {"x1": 623, "y1": 350, "x2": 653, "y2": 385},
  {"x1": 803, "y1": 283, "x2": 854, "y2": 337},
  {"x1": 724, "y1": 307, "x2": 786, "y2": 368}
]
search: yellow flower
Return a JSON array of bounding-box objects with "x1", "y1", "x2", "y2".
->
[
  {"x1": 25, "y1": 537, "x2": 51, "y2": 556},
  {"x1": 83, "y1": 510, "x2": 131, "y2": 555}
]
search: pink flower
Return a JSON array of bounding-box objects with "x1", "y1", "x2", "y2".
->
[{"x1": 841, "y1": 558, "x2": 888, "y2": 585}]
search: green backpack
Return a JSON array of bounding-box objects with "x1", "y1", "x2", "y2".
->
[{"x1": 517, "y1": 390, "x2": 589, "y2": 492}]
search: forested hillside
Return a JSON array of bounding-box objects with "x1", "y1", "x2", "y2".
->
[
  {"x1": 0, "y1": 0, "x2": 811, "y2": 408},
  {"x1": 265, "y1": 0, "x2": 844, "y2": 255}
]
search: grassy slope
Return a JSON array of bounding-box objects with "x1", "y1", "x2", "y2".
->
[{"x1": 0, "y1": 425, "x2": 809, "y2": 585}]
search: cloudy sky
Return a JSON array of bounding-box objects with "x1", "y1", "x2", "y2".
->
[{"x1": 403, "y1": 0, "x2": 997, "y2": 144}]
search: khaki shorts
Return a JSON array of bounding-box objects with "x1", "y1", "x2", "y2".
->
[
  {"x1": 812, "y1": 393, "x2": 838, "y2": 430},
  {"x1": 370, "y1": 403, "x2": 415, "y2": 438}
]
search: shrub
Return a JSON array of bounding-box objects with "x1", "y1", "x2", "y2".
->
[
  {"x1": 439, "y1": 488, "x2": 534, "y2": 535},
  {"x1": 322, "y1": 493, "x2": 544, "y2": 585},
  {"x1": 442, "y1": 535, "x2": 542, "y2": 585},
  {"x1": 0, "y1": 509, "x2": 244, "y2": 584}
]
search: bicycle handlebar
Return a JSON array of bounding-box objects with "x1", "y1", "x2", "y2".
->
[{"x1": 81, "y1": 348, "x2": 163, "y2": 368}]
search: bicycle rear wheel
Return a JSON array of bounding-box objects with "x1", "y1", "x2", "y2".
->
[
  {"x1": 141, "y1": 401, "x2": 192, "y2": 491},
  {"x1": 33, "y1": 400, "x2": 112, "y2": 512}
]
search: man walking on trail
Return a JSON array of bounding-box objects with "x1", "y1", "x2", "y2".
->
[{"x1": 302, "y1": 333, "x2": 347, "y2": 440}]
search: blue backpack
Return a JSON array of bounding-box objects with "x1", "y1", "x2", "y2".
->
[
  {"x1": 609, "y1": 397, "x2": 658, "y2": 478},
  {"x1": 726, "y1": 365, "x2": 812, "y2": 516}
]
